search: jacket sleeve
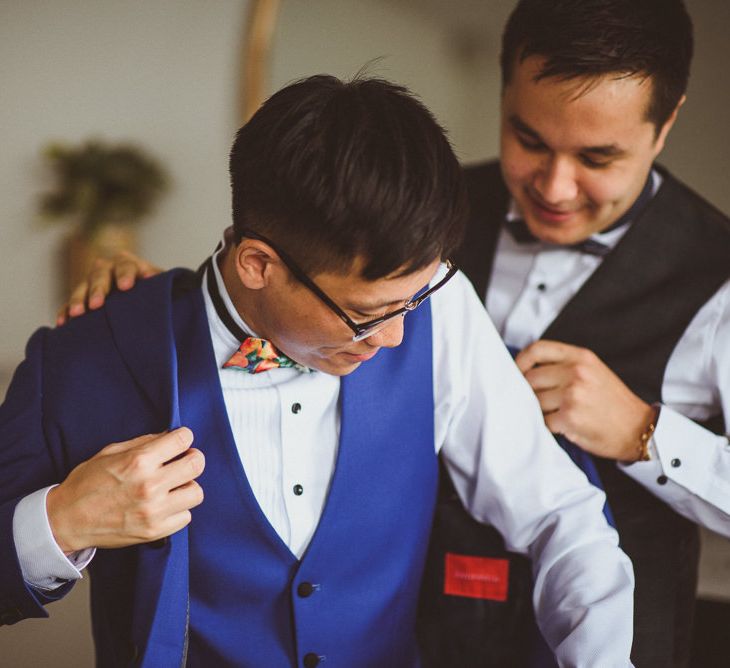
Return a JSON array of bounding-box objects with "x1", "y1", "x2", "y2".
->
[
  {"x1": 434, "y1": 272, "x2": 635, "y2": 667},
  {"x1": 0, "y1": 328, "x2": 74, "y2": 626}
]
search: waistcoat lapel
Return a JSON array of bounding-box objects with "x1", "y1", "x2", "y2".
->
[
  {"x1": 542, "y1": 167, "x2": 730, "y2": 402},
  {"x1": 455, "y1": 161, "x2": 509, "y2": 299}
]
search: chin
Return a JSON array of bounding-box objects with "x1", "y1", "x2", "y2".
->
[
  {"x1": 318, "y1": 360, "x2": 362, "y2": 376},
  {"x1": 332, "y1": 363, "x2": 362, "y2": 377},
  {"x1": 305, "y1": 354, "x2": 362, "y2": 376}
]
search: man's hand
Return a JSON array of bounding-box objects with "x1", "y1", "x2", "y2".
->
[
  {"x1": 46, "y1": 428, "x2": 204, "y2": 553},
  {"x1": 515, "y1": 340, "x2": 654, "y2": 462},
  {"x1": 57, "y1": 251, "x2": 161, "y2": 325}
]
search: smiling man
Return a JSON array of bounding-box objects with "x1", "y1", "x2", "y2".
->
[
  {"x1": 422, "y1": 1, "x2": 730, "y2": 666},
  {"x1": 0, "y1": 75, "x2": 634, "y2": 666},
  {"x1": 500, "y1": 61, "x2": 675, "y2": 248}
]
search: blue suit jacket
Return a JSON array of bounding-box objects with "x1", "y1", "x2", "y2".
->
[
  {"x1": 0, "y1": 270, "x2": 201, "y2": 665},
  {"x1": 0, "y1": 267, "x2": 439, "y2": 666}
]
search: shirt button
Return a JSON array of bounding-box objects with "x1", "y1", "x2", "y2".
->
[
  {"x1": 537, "y1": 283, "x2": 547, "y2": 291},
  {"x1": 303, "y1": 653, "x2": 321, "y2": 668},
  {"x1": 671, "y1": 458, "x2": 681, "y2": 468},
  {"x1": 297, "y1": 582, "x2": 315, "y2": 598},
  {"x1": 293, "y1": 484, "x2": 304, "y2": 496},
  {"x1": 657, "y1": 475, "x2": 668, "y2": 485},
  {"x1": 292, "y1": 402, "x2": 302, "y2": 414}
]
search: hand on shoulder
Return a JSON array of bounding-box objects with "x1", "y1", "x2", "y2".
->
[{"x1": 57, "y1": 251, "x2": 162, "y2": 325}]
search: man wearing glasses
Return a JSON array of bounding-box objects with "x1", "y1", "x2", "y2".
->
[
  {"x1": 227, "y1": 228, "x2": 458, "y2": 346},
  {"x1": 0, "y1": 75, "x2": 633, "y2": 666}
]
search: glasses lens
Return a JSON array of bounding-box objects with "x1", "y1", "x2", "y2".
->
[
  {"x1": 348, "y1": 262, "x2": 457, "y2": 342},
  {"x1": 351, "y1": 314, "x2": 406, "y2": 342}
]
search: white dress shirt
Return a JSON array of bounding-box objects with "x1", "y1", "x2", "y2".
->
[
  {"x1": 13, "y1": 245, "x2": 636, "y2": 666},
  {"x1": 489, "y1": 186, "x2": 730, "y2": 537}
]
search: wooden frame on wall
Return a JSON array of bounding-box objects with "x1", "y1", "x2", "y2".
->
[{"x1": 239, "y1": 0, "x2": 281, "y2": 124}]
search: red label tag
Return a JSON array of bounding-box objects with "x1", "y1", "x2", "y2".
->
[{"x1": 443, "y1": 553, "x2": 509, "y2": 601}]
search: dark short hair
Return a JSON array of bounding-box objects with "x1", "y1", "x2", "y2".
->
[
  {"x1": 500, "y1": 0, "x2": 694, "y2": 132},
  {"x1": 229, "y1": 74, "x2": 467, "y2": 280}
]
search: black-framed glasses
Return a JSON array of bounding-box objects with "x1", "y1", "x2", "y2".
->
[{"x1": 240, "y1": 228, "x2": 458, "y2": 342}]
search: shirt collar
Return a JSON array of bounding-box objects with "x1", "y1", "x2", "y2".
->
[{"x1": 202, "y1": 228, "x2": 261, "y2": 356}]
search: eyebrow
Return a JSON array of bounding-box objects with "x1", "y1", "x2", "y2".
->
[{"x1": 509, "y1": 114, "x2": 627, "y2": 158}]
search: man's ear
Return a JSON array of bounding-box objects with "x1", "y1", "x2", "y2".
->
[
  {"x1": 233, "y1": 239, "x2": 278, "y2": 290},
  {"x1": 653, "y1": 94, "x2": 686, "y2": 156}
]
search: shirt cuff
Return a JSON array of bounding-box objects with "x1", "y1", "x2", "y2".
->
[
  {"x1": 619, "y1": 406, "x2": 730, "y2": 514},
  {"x1": 654, "y1": 406, "x2": 730, "y2": 513},
  {"x1": 12, "y1": 486, "x2": 95, "y2": 591}
]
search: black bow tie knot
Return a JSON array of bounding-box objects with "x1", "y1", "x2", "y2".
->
[
  {"x1": 504, "y1": 171, "x2": 655, "y2": 258},
  {"x1": 504, "y1": 219, "x2": 611, "y2": 257}
]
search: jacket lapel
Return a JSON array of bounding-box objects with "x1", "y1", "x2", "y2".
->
[
  {"x1": 105, "y1": 269, "x2": 200, "y2": 667},
  {"x1": 104, "y1": 270, "x2": 180, "y2": 421}
]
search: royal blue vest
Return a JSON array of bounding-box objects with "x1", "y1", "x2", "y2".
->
[{"x1": 171, "y1": 284, "x2": 439, "y2": 667}]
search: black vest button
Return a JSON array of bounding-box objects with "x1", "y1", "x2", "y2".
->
[
  {"x1": 303, "y1": 652, "x2": 320, "y2": 667},
  {"x1": 292, "y1": 402, "x2": 302, "y2": 414},
  {"x1": 671, "y1": 458, "x2": 681, "y2": 467},
  {"x1": 293, "y1": 484, "x2": 304, "y2": 496},
  {"x1": 657, "y1": 475, "x2": 668, "y2": 485},
  {"x1": 297, "y1": 582, "x2": 314, "y2": 597}
]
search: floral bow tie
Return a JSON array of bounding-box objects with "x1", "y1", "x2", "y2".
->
[{"x1": 223, "y1": 337, "x2": 312, "y2": 374}]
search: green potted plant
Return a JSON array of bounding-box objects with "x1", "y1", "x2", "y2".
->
[{"x1": 39, "y1": 138, "x2": 169, "y2": 290}]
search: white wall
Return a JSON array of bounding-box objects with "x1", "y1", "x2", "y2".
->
[
  {"x1": 269, "y1": 0, "x2": 503, "y2": 164},
  {"x1": 0, "y1": 0, "x2": 247, "y2": 372},
  {"x1": 662, "y1": 0, "x2": 730, "y2": 207}
]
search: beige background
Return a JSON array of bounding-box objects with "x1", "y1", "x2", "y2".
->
[{"x1": 1, "y1": 1, "x2": 729, "y2": 665}]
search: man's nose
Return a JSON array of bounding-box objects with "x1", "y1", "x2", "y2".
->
[
  {"x1": 367, "y1": 315, "x2": 405, "y2": 349},
  {"x1": 534, "y1": 156, "x2": 578, "y2": 205}
]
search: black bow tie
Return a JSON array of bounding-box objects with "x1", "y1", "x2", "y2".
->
[
  {"x1": 505, "y1": 172, "x2": 655, "y2": 258},
  {"x1": 504, "y1": 219, "x2": 611, "y2": 256}
]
